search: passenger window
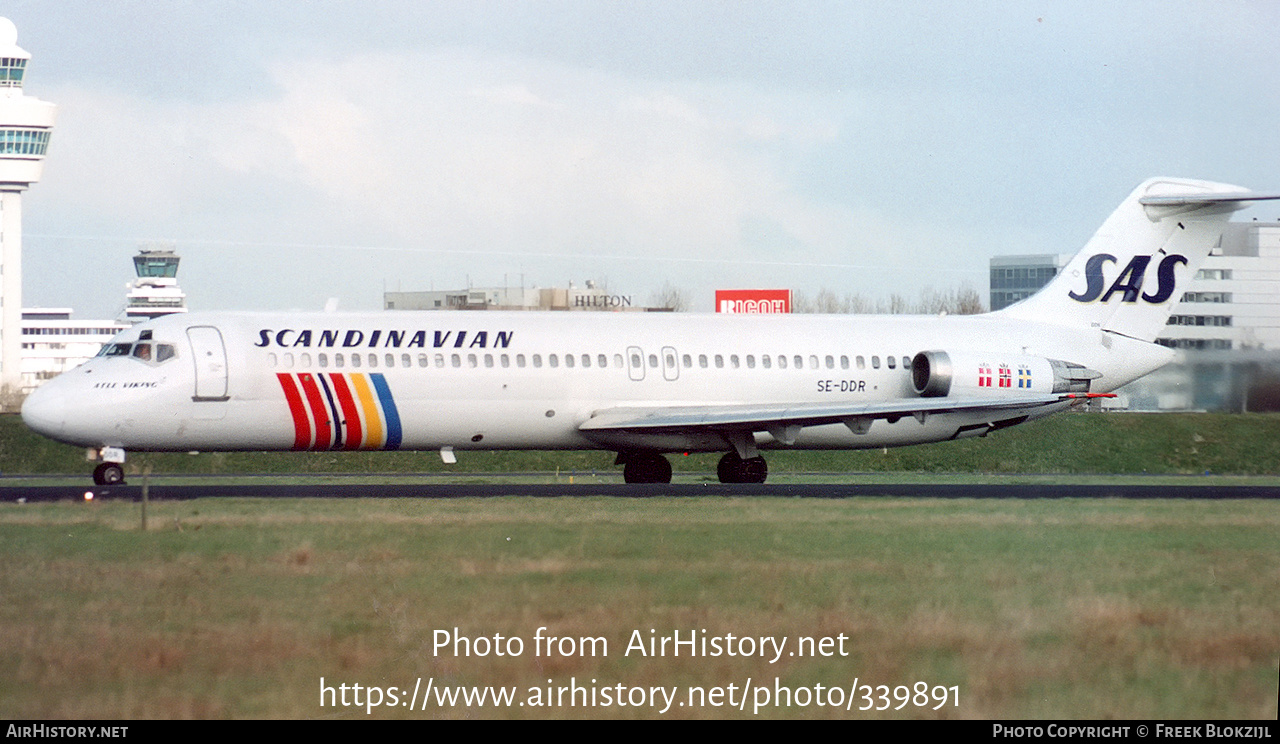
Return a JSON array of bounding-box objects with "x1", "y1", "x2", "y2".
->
[
  {"x1": 501, "y1": 354, "x2": 510, "y2": 368},
  {"x1": 666, "y1": 352, "x2": 676, "y2": 368},
  {"x1": 762, "y1": 355, "x2": 771, "y2": 369},
  {"x1": 386, "y1": 353, "x2": 395, "y2": 367},
  {"x1": 351, "y1": 353, "x2": 362, "y2": 368},
  {"x1": 809, "y1": 355, "x2": 819, "y2": 369},
  {"x1": 318, "y1": 353, "x2": 329, "y2": 368},
  {"x1": 582, "y1": 354, "x2": 590, "y2": 368},
  {"x1": 418, "y1": 353, "x2": 429, "y2": 368},
  {"x1": 903, "y1": 356, "x2": 911, "y2": 369},
  {"x1": 485, "y1": 354, "x2": 494, "y2": 368},
  {"x1": 857, "y1": 356, "x2": 865, "y2": 370},
  {"x1": 517, "y1": 354, "x2": 526, "y2": 368},
  {"x1": 533, "y1": 354, "x2": 543, "y2": 368},
  {"x1": 648, "y1": 354, "x2": 658, "y2": 368},
  {"x1": 730, "y1": 355, "x2": 740, "y2": 369},
  {"x1": 746, "y1": 354, "x2": 755, "y2": 369},
  {"x1": 715, "y1": 355, "x2": 724, "y2": 369},
  {"x1": 872, "y1": 356, "x2": 880, "y2": 369},
  {"x1": 682, "y1": 354, "x2": 692, "y2": 368},
  {"x1": 887, "y1": 356, "x2": 896, "y2": 369},
  {"x1": 368, "y1": 353, "x2": 378, "y2": 368},
  {"x1": 614, "y1": 354, "x2": 624, "y2": 368},
  {"x1": 698, "y1": 354, "x2": 708, "y2": 369},
  {"x1": 336, "y1": 353, "x2": 345, "y2": 368},
  {"x1": 598, "y1": 354, "x2": 608, "y2": 368},
  {"x1": 825, "y1": 355, "x2": 834, "y2": 369},
  {"x1": 452, "y1": 354, "x2": 462, "y2": 368},
  {"x1": 549, "y1": 354, "x2": 559, "y2": 368},
  {"x1": 300, "y1": 353, "x2": 312, "y2": 368},
  {"x1": 779, "y1": 355, "x2": 788, "y2": 369},
  {"x1": 564, "y1": 354, "x2": 574, "y2": 368},
  {"x1": 283, "y1": 353, "x2": 295, "y2": 369},
  {"x1": 268, "y1": 352, "x2": 278, "y2": 368},
  {"x1": 435, "y1": 354, "x2": 445, "y2": 368},
  {"x1": 840, "y1": 355, "x2": 849, "y2": 370},
  {"x1": 468, "y1": 354, "x2": 478, "y2": 368},
  {"x1": 794, "y1": 355, "x2": 803, "y2": 369},
  {"x1": 402, "y1": 353, "x2": 412, "y2": 368}
]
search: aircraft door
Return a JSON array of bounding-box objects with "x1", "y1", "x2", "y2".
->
[
  {"x1": 187, "y1": 326, "x2": 230, "y2": 402},
  {"x1": 661, "y1": 346, "x2": 679, "y2": 381},
  {"x1": 626, "y1": 346, "x2": 645, "y2": 381}
]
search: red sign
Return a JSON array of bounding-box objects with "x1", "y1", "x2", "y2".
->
[{"x1": 715, "y1": 289, "x2": 792, "y2": 314}]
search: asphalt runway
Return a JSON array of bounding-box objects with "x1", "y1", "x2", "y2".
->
[{"x1": 3, "y1": 481, "x2": 1279, "y2": 501}]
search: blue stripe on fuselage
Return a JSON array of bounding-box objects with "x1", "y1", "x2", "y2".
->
[{"x1": 370, "y1": 373, "x2": 402, "y2": 450}]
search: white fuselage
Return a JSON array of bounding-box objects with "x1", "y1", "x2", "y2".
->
[{"x1": 19, "y1": 308, "x2": 1168, "y2": 455}]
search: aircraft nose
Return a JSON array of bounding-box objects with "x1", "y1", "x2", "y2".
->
[{"x1": 21, "y1": 381, "x2": 70, "y2": 440}]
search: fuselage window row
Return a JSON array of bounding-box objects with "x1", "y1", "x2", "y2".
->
[{"x1": 260, "y1": 348, "x2": 912, "y2": 374}]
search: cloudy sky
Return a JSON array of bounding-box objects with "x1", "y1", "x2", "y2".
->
[{"x1": 6, "y1": 1, "x2": 1280, "y2": 318}]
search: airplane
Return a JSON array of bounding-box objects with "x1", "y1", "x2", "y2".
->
[{"x1": 20, "y1": 177, "x2": 1280, "y2": 485}]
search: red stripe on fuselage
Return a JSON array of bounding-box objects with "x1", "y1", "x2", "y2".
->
[
  {"x1": 277, "y1": 373, "x2": 313, "y2": 450},
  {"x1": 327, "y1": 374, "x2": 364, "y2": 450},
  {"x1": 296, "y1": 373, "x2": 333, "y2": 449}
]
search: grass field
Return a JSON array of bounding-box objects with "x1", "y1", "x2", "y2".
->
[
  {"x1": 3, "y1": 411, "x2": 1280, "y2": 479},
  {"x1": 3, "y1": 412, "x2": 1277, "y2": 719},
  {"x1": 1, "y1": 496, "x2": 1276, "y2": 719}
]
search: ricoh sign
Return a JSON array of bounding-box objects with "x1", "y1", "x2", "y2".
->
[{"x1": 715, "y1": 289, "x2": 792, "y2": 314}]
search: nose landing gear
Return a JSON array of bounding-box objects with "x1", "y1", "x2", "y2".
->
[
  {"x1": 93, "y1": 462, "x2": 126, "y2": 486},
  {"x1": 90, "y1": 447, "x2": 127, "y2": 485}
]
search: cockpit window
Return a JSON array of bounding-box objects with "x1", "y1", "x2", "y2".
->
[{"x1": 97, "y1": 340, "x2": 177, "y2": 363}]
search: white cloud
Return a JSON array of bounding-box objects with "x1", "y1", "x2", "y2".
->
[{"x1": 28, "y1": 44, "x2": 1027, "y2": 312}]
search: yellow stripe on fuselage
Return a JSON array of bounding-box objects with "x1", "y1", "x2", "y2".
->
[{"x1": 349, "y1": 374, "x2": 384, "y2": 449}]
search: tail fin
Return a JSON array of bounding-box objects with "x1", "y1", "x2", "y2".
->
[{"x1": 999, "y1": 177, "x2": 1280, "y2": 342}]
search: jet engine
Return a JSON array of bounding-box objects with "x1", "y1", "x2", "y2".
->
[{"x1": 911, "y1": 350, "x2": 1099, "y2": 397}]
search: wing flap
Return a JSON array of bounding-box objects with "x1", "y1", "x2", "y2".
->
[{"x1": 579, "y1": 394, "x2": 1067, "y2": 435}]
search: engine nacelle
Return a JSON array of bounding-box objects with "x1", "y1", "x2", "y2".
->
[{"x1": 911, "y1": 350, "x2": 1099, "y2": 397}]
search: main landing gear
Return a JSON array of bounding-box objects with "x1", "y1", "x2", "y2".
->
[
  {"x1": 619, "y1": 452, "x2": 673, "y2": 484},
  {"x1": 716, "y1": 451, "x2": 768, "y2": 484},
  {"x1": 616, "y1": 451, "x2": 770, "y2": 484},
  {"x1": 93, "y1": 462, "x2": 126, "y2": 486}
]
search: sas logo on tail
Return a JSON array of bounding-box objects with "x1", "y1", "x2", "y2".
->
[{"x1": 1068, "y1": 253, "x2": 1187, "y2": 304}]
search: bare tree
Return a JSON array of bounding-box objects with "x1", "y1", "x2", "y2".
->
[
  {"x1": 650, "y1": 281, "x2": 690, "y2": 311},
  {"x1": 813, "y1": 288, "x2": 846, "y2": 314},
  {"x1": 790, "y1": 283, "x2": 987, "y2": 315}
]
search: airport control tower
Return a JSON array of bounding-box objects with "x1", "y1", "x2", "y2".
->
[
  {"x1": 0, "y1": 18, "x2": 56, "y2": 404},
  {"x1": 124, "y1": 246, "x2": 188, "y2": 322}
]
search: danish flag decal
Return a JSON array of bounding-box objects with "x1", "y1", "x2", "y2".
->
[{"x1": 276, "y1": 372, "x2": 403, "y2": 451}]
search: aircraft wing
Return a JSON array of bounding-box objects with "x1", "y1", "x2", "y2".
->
[{"x1": 579, "y1": 393, "x2": 1085, "y2": 448}]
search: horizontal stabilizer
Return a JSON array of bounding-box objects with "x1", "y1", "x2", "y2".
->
[{"x1": 1139, "y1": 190, "x2": 1280, "y2": 207}]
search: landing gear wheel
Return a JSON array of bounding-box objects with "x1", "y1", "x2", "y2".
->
[
  {"x1": 93, "y1": 463, "x2": 125, "y2": 486},
  {"x1": 622, "y1": 453, "x2": 672, "y2": 484},
  {"x1": 717, "y1": 452, "x2": 768, "y2": 484}
]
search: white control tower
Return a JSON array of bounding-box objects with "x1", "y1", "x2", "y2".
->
[
  {"x1": 0, "y1": 18, "x2": 56, "y2": 405},
  {"x1": 125, "y1": 246, "x2": 188, "y2": 322}
]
